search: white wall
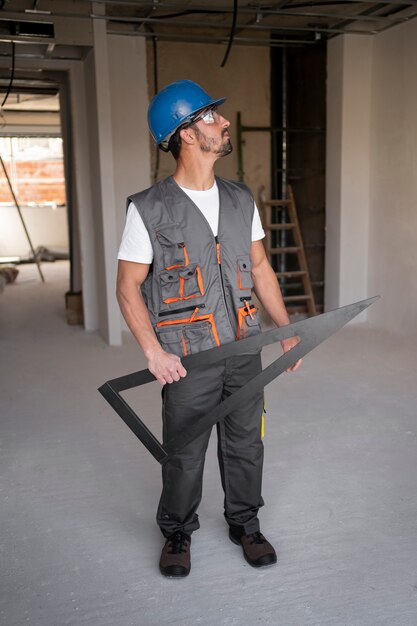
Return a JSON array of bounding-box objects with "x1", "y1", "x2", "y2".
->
[
  {"x1": 368, "y1": 20, "x2": 417, "y2": 336},
  {"x1": 326, "y1": 35, "x2": 373, "y2": 315},
  {"x1": 0, "y1": 206, "x2": 68, "y2": 257},
  {"x1": 327, "y1": 25, "x2": 417, "y2": 336}
]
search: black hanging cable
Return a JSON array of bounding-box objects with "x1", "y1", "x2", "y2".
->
[
  {"x1": 220, "y1": 0, "x2": 238, "y2": 68},
  {"x1": 152, "y1": 10, "x2": 222, "y2": 20},
  {"x1": 152, "y1": 31, "x2": 160, "y2": 184},
  {"x1": 1, "y1": 41, "x2": 16, "y2": 110},
  {"x1": 150, "y1": 28, "x2": 158, "y2": 98}
]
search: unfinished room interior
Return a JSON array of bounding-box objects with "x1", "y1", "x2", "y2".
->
[{"x1": 1, "y1": 1, "x2": 417, "y2": 624}]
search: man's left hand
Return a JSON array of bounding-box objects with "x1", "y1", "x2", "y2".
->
[{"x1": 280, "y1": 336, "x2": 302, "y2": 372}]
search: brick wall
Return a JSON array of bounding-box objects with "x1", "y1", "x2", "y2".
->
[{"x1": 0, "y1": 159, "x2": 66, "y2": 205}]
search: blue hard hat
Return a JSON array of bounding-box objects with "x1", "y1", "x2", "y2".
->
[{"x1": 148, "y1": 79, "x2": 226, "y2": 148}]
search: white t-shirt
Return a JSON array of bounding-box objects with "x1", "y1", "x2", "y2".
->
[{"x1": 117, "y1": 181, "x2": 265, "y2": 264}]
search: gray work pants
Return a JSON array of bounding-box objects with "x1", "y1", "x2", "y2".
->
[{"x1": 157, "y1": 352, "x2": 265, "y2": 537}]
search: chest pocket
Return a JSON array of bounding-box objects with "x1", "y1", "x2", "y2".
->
[
  {"x1": 160, "y1": 263, "x2": 204, "y2": 303},
  {"x1": 237, "y1": 255, "x2": 253, "y2": 290},
  {"x1": 155, "y1": 223, "x2": 189, "y2": 269}
]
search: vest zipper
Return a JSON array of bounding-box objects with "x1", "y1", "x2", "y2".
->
[
  {"x1": 216, "y1": 241, "x2": 226, "y2": 297},
  {"x1": 158, "y1": 304, "x2": 206, "y2": 318},
  {"x1": 215, "y1": 235, "x2": 234, "y2": 331}
]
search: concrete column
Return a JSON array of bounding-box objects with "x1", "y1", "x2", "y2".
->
[
  {"x1": 108, "y1": 35, "x2": 151, "y2": 239},
  {"x1": 325, "y1": 35, "x2": 373, "y2": 314},
  {"x1": 69, "y1": 61, "x2": 99, "y2": 332},
  {"x1": 367, "y1": 20, "x2": 417, "y2": 336},
  {"x1": 91, "y1": 2, "x2": 121, "y2": 345}
]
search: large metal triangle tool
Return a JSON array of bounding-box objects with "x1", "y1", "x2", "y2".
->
[{"x1": 98, "y1": 296, "x2": 379, "y2": 464}]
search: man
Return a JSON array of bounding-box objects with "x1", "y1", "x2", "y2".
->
[{"x1": 116, "y1": 79, "x2": 301, "y2": 578}]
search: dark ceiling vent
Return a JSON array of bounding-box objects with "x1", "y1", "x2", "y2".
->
[{"x1": 0, "y1": 19, "x2": 54, "y2": 39}]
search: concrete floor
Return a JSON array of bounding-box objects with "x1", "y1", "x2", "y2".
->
[{"x1": 1, "y1": 261, "x2": 417, "y2": 626}]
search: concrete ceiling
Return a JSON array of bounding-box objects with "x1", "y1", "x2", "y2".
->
[
  {"x1": 102, "y1": 0, "x2": 417, "y2": 46},
  {"x1": 0, "y1": 0, "x2": 415, "y2": 57},
  {"x1": 0, "y1": 0, "x2": 415, "y2": 113}
]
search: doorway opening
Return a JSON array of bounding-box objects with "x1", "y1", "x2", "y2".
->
[
  {"x1": 271, "y1": 43, "x2": 326, "y2": 311},
  {"x1": 0, "y1": 133, "x2": 68, "y2": 262},
  {"x1": 0, "y1": 78, "x2": 82, "y2": 324}
]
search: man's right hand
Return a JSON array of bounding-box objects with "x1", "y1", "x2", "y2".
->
[{"x1": 147, "y1": 349, "x2": 187, "y2": 385}]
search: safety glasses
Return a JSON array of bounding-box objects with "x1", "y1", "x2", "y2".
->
[
  {"x1": 191, "y1": 106, "x2": 218, "y2": 125},
  {"x1": 160, "y1": 106, "x2": 219, "y2": 151}
]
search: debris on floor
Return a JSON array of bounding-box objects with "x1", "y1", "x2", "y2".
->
[{"x1": 0, "y1": 264, "x2": 19, "y2": 293}]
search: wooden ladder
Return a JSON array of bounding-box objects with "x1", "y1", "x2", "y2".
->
[{"x1": 261, "y1": 186, "x2": 317, "y2": 316}]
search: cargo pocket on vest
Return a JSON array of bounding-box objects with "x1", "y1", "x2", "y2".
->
[
  {"x1": 237, "y1": 255, "x2": 253, "y2": 290},
  {"x1": 183, "y1": 322, "x2": 214, "y2": 353},
  {"x1": 155, "y1": 223, "x2": 189, "y2": 269},
  {"x1": 160, "y1": 263, "x2": 204, "y2": 304},
  {"x1": 237, "y1": 302, "x2": 260, "y2": 339},
  {"x1": 155, "y1": 328, "x2": 189, "y2": 358},
  {"x1": 160, "y1": 268, "x2": 181, "y2": 303},
  {"x1": 180, "y1": 264, "x2": 204, "y2": 298},
  {"x1": 156, "y1": 311, "x2": 220, "y2": 356}
]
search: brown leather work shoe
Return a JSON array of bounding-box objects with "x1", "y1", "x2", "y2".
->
[
  {"x1": 229, "y1": 528, "x2": 277, "y2": 568},
  {"x1": 159, "y1": 531, "x2": 191, "y2": 578}
]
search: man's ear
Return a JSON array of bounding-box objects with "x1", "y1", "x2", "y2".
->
[{"x1": 179, "y1": 127, "x2": 195, "y2": 146}]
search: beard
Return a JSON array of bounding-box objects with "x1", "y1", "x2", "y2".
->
[
  {"x1": 218, "y1": 136, "x2": 233, "y2": 157},
  {"x1": 194, "y1": 127, "x2": 233, "y2": 157}
]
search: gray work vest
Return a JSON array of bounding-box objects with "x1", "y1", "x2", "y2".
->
[{"x1": 127, "y1": 176, "x2": 261, "y2": 357}]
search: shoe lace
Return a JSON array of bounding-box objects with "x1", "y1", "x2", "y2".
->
[
  {"x1": 248, "y1": 531, "x2": 266, "y2": 545},
  {"x1": 168, "y1": 532, "x2": 189, "y2": 554}
]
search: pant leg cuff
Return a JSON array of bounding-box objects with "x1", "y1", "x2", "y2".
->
[{"x1": 228, "y1": 520, "x2": 260, "y2": 538}]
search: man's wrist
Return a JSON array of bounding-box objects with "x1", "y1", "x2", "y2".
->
[
  {"x1": 144, "y1": 342, "x2": 164, "y2": 360},
  {"x1": 275, "y1": 316, "x2": 291, "y2": 328}
]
